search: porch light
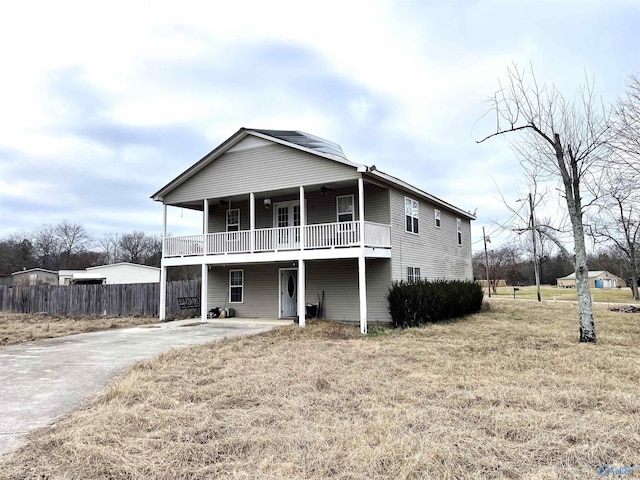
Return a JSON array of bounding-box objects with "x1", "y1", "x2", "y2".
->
[{"x1": 264, "y1": 196, "x2": 271, "y2": 209}]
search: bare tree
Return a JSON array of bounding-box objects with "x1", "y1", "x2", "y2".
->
[
  {"x1": 54, "y1": 220, "x2": 91, "y2": 267},
  {"x1": 478, "y1": 64, "x2": 612, "y2": 343},
  {"x1": 118, "y1": 231, "x2": 161, "y2": 265},
  {"x1": 611, "y1": 74, "x2": 640, "y2": 173},
  {"x1": 98, "y1": 233, "x2": 122, "y2": 265},
  {"x1": 33, "y1": 225, "x2": 62, "y2": 270},
  {"x1": 587, "y1": 170, "x2": 640, "y2": 299}
]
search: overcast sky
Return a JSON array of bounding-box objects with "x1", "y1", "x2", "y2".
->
[{"x1": 1, "y1": 0, "x2": 639, "y2": 253}]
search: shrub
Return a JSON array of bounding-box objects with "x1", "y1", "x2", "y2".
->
[{"x1": 387, "y1": 279, "x2": 483, "y2": 328}]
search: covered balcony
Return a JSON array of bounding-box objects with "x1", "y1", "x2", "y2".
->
[
  {"x1": 160, "y1": 178, "x2": 392, "y2": 263},
  {"x1": 163, "y1": 220, "x2": 391, "y2": 257}
]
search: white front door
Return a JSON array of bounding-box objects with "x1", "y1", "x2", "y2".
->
[
  {"x1": 274, "y1": 201, "x2": 300, "y2": 249},
  {"x1": 280, "y1": 269, "x2": 298, "y2": 317}
]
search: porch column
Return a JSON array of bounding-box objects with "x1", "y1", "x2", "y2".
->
[
  {"x1": 358, "y1": 177, "x2": 365, "y2": 247},
  {"x1": 250, "y1": 192, "x2": 255, "y2": 252},
  {"x1": 299, "y1": 186, "x2": 305, "y2": 250},
  {"x1": 358, "y1": 255, "x2": 367, "y2": 334},
  {"x1": 298, "y1": 259, "x2": 306, "y2": 327},
  {"x1": 162, "y1": 203, "x2": 167, "y2": 237},
  {"x1": 201, "y1": 263, "x2": 208, "y2": 322},
  {"x1": 159, "y1": 265, "x2": 167, "y2": 320},
  {"x1": 203, "y1": 199, "x2": 209, "y2": 234}
]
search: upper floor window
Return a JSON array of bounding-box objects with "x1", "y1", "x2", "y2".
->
[
  {"x1": 457, "y1": 218, "x2": 462, "y2": 246},
  {"x1": 337, "y1": 195, "x2": 354, "y2": 222},
  {"x1": 435, "y1": 209, "x2": 441, "y2": 228},
  {"x1": 226, "y1": 209, "x2": 240, "y2": 232},
  {"x1": 407, "y1": 266, "x2": 421, "y2": 283},
  {"x1": 405, "y1": 197, "x2": 419, "y2": 234}
]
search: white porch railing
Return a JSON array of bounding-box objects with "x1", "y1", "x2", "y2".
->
[
  {"x1": 163, "y1": 221, "x2": 391, "y2": 257},
  {"x1": 255, "y1": 226, "x2": 301, "y2": 251},
  {"x1": 305, "y1": 221, "x2": 360, "y2": 248},
  {"x1": 364, "y1": 221, "x2": 392, "y2": 247}
]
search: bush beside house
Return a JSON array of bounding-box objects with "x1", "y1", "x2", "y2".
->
[{"x1": 387, "y1": 280, "x2": 483, "y2": 328}]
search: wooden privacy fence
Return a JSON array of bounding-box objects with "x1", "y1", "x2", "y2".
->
[{"x1": 0, "y1": 279, "x2": 201, "y2": 317}]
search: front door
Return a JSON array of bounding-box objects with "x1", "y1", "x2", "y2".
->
[
  {"x1": 274, "y1": 201, "x2": 300, "y2": 249},
  {"x1": 280, "y1": 269, "x2": 297, "y2": 317}
]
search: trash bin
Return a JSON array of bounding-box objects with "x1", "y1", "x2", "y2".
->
[{"x1": 305, "y1": 303, "x2": 318, "y2": 319}]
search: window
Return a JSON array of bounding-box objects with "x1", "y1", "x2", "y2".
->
[
  {"x1": 405, "y1": 197, "x2": 419, "y2": 233},
  {"x1": 407, "y1": 267, "x2": 421, "y2": 283},
  {"x1": 435, "y1": 209, "x2": 441, "y2": 228},
  {"x1": 229, "y1": 269, "x2": 244, "y2": 303},
  {"x1": 457, "y1": 218, "x2": 462, "y2": 246},
  {"x1": 226, "y1": 208, "x2": 240, "y2": 232},
  {"x1": 337, "y1": 195, "x2": 354, "y2": 222}
]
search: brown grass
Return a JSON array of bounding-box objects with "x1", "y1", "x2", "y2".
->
[
  {"x1": 488, "y1": 284, "x2": 640, "y2": 304},
  {"x1": 1, "y1": 301, "x2": 639, "y2": 479},
  {"x1": 0, "y1": 312, "x2": 158, "y2": 347}
]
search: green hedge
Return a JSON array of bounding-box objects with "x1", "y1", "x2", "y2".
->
[{"x1": 387, "y1": 279, "x2": 483, "y2": 328}]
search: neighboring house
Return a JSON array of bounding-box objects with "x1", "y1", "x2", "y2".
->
[
  {"x1": 58, "y1": 263, "x2": 160, "y2": 285},
  {"x1": 86, "y1": 263, "x2": 160, "y2": 284},
  {"x1": 12, "y1": 268, "x2": 58, "y2": 286},
  {"x1": 58, "y1": 270, "x2": 88, "y2": 285},
  {"x1": 557, "y1": 270, "x2": 626, "y2": 289},
  {"x1": 152, "y1": 128, "x2": 475, "y2": 332}
]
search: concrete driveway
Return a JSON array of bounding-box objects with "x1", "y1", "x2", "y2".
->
[{"x1": 0, "y1": 318, "x2": 290, "y2": 457}]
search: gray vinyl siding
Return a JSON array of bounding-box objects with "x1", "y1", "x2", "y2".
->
[
  {"x1": 206, "y1": 184, "x2": 390, "y2": 232},
  {"x1": 206, "y1": 258, "x2": 391, "y2": 323},
  {"x1": 365, "y1": 258, "x2": 392, "y2": 323},
  {"x1": 207, "y1": 263, "x2": 285, "y2": 318},
  {"x1": 390, "y1": 189, "x2": 472, "y2": 281},
  {"x1": 165, "y1": 142, "x2": 359, "y2": 205},
  {"x1": 364, "y1": 183, "x2": 390, "y2": 224},
  {"x1": 306, "y1": 259, "x2": 360, "y2": 322}
]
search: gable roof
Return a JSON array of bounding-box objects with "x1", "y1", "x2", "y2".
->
[
  {"x1": 251, "y1": 129, "x2": 347, "y2": 159},
  {"x1": 87, "y1": 262, "x2": 160, "y2": 271},
  {"x1": 12, "y1": 268, "x2": 58, "y2": 276},
  {"x1": 152, "y1": 128, "x2": 476, "y2": 220},
  {"x1": 557, "y1": 270, "x2": 620, "y2": 280}
]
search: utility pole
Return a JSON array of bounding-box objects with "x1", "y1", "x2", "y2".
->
[
  {"x1": 529, "y1": 193, "x2": 542, "y2": 302},
  {"x1": 483, "y1": 226, "x2": 491, "y2": 297}
]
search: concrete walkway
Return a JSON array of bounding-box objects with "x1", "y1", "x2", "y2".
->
[{"x1": 0, "y1": 318, "x2": 291, "y2": 457}]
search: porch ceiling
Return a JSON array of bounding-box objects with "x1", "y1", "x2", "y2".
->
[{"x1": 164, "y1": 178, "x2": 379, "y2": 210}]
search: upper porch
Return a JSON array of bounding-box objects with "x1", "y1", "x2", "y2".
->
[{"x1": 160, "y1": 177, "x2": 392, "y2": 264}]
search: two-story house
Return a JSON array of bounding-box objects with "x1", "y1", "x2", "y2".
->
[{"x1": 152, "y1": 128, "x2": 474, "y2": 333}]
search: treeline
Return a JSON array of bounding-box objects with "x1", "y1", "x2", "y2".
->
[
  {"x1": 0, "y1": 220, "x2": 162, "y2": 274},
  {"x1": 473, "y1": 245, "x2": 635, "y2": 288}
]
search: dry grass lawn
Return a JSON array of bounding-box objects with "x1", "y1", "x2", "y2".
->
[
  {"x1": 488, "y1": 284, "x2": 640, "y2": 304},
  {"x1": 1, "y1": 300, "x2": 639, "y2": 479},
  {"x1": 0, "y1": 312, "x2": 158, "y2": 347}
]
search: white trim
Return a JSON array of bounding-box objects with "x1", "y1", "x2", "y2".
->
[
  {"x1": 161, "y1": 246, "x2": 391, "y2": 267},
  {"x1": 298, "y1": 259, "x2": 306, "y2": 327},
  {"x1": 250, "y1": 192, "x2": 255, "y2": 252},
  {"x1": 299, "y1": 186, "x2": 306, "y2": 251},
  {"x1": 203, "y1": 199, "x2": 209, "y2": 234},
  {"x1": 278, "y1": 267, "x2": 298, "y2": 319},
  {"x1": 358, "y1": 255, "x2": 367, "y2": 334},
  {"x1": 162, "y1": 204, "x2": 167, "y2": 237},
  {"x1": 407, "y1": 266, "x2": 421, "y2": 283},
  {"x1": 404, "y1": 197, "x2": 419, "y2": 234},
  {"x1": 201, "y1": 264, "x2": 208, "y2": 321},
  {"x1": 273, "y1": 200, "x2": 301, "y2": 227},
  {"x1": 226, "y1": 208, "x2": 240, "y2": 232},
  {"x1": 229, "y1": 269, "x2": 244, "y2": 303},
  {"x1": 336, "y1": 194, "x2": 355, "y2": 222},
  {"x1": 159, "y1": 266, "x2": 167, "y2": 320}
]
